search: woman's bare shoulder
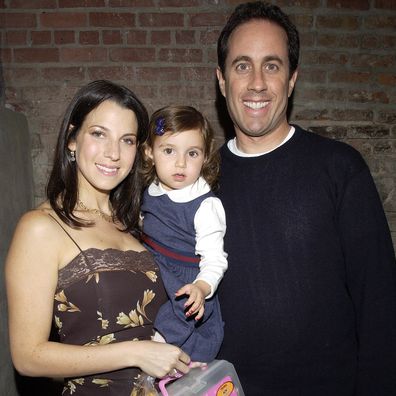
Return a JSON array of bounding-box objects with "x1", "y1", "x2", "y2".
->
[{"x1": 15, "y1": 203, "x2": 62, "y2": 239}]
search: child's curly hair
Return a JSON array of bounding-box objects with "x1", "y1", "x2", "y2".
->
[{"x1": 140, "y1": 105, "x2": 220, "y2": 190}]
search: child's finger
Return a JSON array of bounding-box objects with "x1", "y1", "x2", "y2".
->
[
  {"x1": 194, "y1": 306, "x2": 205, "y2": 321},
  {"x1": 175, "y1": 285, "x2": 190, "y2": 296}
]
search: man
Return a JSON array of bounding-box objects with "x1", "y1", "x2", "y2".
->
[{"x1": 215, "y1": 2, "x2": 396, "y2": 395}]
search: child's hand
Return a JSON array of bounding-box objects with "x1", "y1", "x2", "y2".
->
[{"x1": 175, "y1": 280, "x2": 211, "y2": 321}]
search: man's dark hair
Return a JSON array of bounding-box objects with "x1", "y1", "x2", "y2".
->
[{"x1": 217, "y1": 1, "x2": 300, "y2": 77}]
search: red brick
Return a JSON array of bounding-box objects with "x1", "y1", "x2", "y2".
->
[
  {"x1": 289, "y1": 14, "x2": 314, "y2": 29},
  {"x1": 110, "y1": 47, "x2": 155, "y2": 62},
  {"x1": 200, "y1": 29, "x2": 220, "y2": 45},
  {"x1": 61, "y1": 47, "x2": 107, "y2": 62},
  {"x1": 183, "y1": 67, "x2": 215, "y2": 82},
  {"x1": 190, "y1": 13, "x2": 228, "y2": 27},
  {"x1": 5, "y1": 30, "x2": 27, "y2": 46},
  {"x1": 151, "y1": 31, "x2": 171, "y2": 45},
  {"x1": 31, "y1": 31, "x2": 52, "y2": 45},
  {"x1": 102, "y1": 30, "x2": 122, "y2": 45},
  {"x1": 176, "y1": 30, "x2": 196, "y2": 45},
  {"x1": 351, "y1": 54, "x2": 396, "y2": 69},
  {"x1": 275, "y1": 0, "x2": 320, "y2": 6},
  {"x1": 59, "y1": 0, "x2": 105, "y2": 6},
  {"x1": 79, "y1": 30, "x2": 100, "y2": 45},
  {"x1": 327, "y1": 0, "x2": 370, "y2": 9},
  {"x1": 297, "y1": 69, "x2": 327, "y2": 84},
  {"x1": 125, "y1": 30, "x2": 147, "y2": 45},
  {"x1": 329, "y1": 71, "x2": 371, "y2": 84},
  {"x1": 158, "y1": 48, "x2": 202, "y2": 63},
  {"x1": 87, "y1": 65, "x2": 135, "y2": 80},
  {"x1": 0, "y1": 48, "x2": 12, "y2": 63},
  {"x1": 365, "y1": 15, "x2": 395, "y2": 29},
  {"x1": 302, "y1": 50, "x2": 349, "y2": 66},
  {"x1": 40, "y1": 12, "x2": 87, "y2": 28},
  {"x1": 139, "y1": 13, "x2": 184, "y2": 27},
  {"x1": 135, "y1": 67, "x2": 181, "y2": 81},
  {"x1": 90, "y1": 12, "x2": 135, "y2": 27},
  {"x1": 361, "y1": 35, "x2": 396, "y2": 50},
  {"x1": 378, "y1": 110, "x2": 396, "y2": 124},
  {"x1": 0, "y1": 0, "x2": 5, "y2": 7},
  {"x1": 41, "y1": 66, "x2": 85, "y2": 81},
  {"x1": 378, "y1": 73, "x2": 396, "y2": 86},
  {"x1": 3, "y1": 67, "x2": 40, "y2": 83},
  {"x1": 9, "y1": 0, "x2": 57, "y2": 8},
  {"x1": 374, "y1": 0, "x2": 396, "y2": 8},
  {"x1": 330, "y1": 109, "x2": 374, "y2": 122},
  {"x1": 14, "y1": 47, "x2": 59, "y2": 63},
  {"x1": 316, "y1": 15, "x2": 360, "y2": 30},
  {"x1": 158, "y1": 0, "x2": 199, "y2": 5},
  {"x1": 1, "y1": 12, "x2": 37, "y2": 28},
  {"x1": 348, "y1": 89, "x2": 389, "y2": 104},
  {"x1": 54, "y1": 30, "x2": 75, "y2": 44},
  {"x1": 317, "y1": 33, "x2": 360, "y2": 48},
  {"x1": 109, "y1": 0, "x2": 154, "y2": 5}
]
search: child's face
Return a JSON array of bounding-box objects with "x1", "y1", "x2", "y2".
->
[{"x1": 146, "y1": 128, "x2": 205, "y2": 190}]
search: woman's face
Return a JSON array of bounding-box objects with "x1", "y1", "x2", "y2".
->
[{"x1": 68, "y1": 100, "x2": 138, "y2": 195}]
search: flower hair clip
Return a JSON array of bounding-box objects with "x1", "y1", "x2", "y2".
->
[{"x1": 155, "y1": 117, "x2": 166, "y2": 136}]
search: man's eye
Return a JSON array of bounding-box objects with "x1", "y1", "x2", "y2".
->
[
  {"x1": 236, "y1": 63, "x2": 250, "y2": 72},
  {"x1": 266, "y1": 63, "x2": 279, "y2": 72}
]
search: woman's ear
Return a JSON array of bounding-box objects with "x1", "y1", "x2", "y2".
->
[{"x1": 68, "y1": 139, "x2": 76, "y2": 152}]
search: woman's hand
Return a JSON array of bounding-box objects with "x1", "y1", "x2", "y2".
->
[{"x1": 130, "y1": 340, "x2": 191, "y2": 378}]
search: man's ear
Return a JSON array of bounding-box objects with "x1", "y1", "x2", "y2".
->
[
  {"x1": 288, "y1": 69, "x2": 298, "y2": 98},
  {"x1": 216, "y1": 67, "x2": 226, "y2": 98}
]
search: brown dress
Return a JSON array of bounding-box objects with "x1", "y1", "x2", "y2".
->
[{"x1": 52, "y1": 225, "x2": 167, "y2": 395}]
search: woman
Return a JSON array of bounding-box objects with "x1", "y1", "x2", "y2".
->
[{"x1": 5, "y1": 80, "x2": 191, "y2": 395}]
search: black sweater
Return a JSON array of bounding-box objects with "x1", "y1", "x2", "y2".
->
[{"x1": 217, "y1": 126, "x2": 396, "y2": 395}]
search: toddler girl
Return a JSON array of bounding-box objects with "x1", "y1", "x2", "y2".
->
[{"x1": 140, "y1": 105, "x2": 227, "y2": 362}]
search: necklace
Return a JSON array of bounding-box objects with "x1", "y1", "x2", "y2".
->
[{"x1": 77, "y1": 200, "x2": 113, "y2": 223}]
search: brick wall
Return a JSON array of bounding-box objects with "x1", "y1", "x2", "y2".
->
[{"x1": 1, "y1": 0, "x2": 395, "y2": 249}]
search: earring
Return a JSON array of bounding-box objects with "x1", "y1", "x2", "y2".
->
[{"x1": 70, "y1": 150, "x2": 76, "y2": 162}]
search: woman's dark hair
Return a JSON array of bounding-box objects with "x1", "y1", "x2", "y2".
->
[
  {"x1": 46, "y1": 79, "x2": 149, "y2": 234},
  {"x1": 141, "y1": 105, "x2": 220, "y2": 190},
  {"x1": 217, "y1": 1, "x2": 300, "y2": 77}
]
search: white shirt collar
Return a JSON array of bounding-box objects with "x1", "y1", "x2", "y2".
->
[
  {"x1": 147, "y1": 176, "x2": 210, "y2": 203},
  {"x1": 228, "y1": 126, "x2": 295, "y2": 157}
]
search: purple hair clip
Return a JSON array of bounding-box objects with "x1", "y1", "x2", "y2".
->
[{"x1": 155, "y1": 117, "x2": 166, "y2": 136}]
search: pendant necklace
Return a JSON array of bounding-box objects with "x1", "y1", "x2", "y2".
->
[{"x1": 77, "y1": 200, "x2": 113, "y2": 223}]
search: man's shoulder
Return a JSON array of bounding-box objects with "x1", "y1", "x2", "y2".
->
[{"x1": 294, "y1": 125, "x2": 368, "y2": 177}]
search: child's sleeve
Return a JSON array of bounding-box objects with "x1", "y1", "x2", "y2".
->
[{"x1": 193, "y1": 197, "x2": 228, "y2": 299}]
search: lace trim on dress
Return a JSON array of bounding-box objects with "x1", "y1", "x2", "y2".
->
[{"x1": 57, "y1": 248, "x2": 157, "y2": 291}]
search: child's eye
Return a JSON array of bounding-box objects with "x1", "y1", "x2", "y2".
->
[
  {"x1": 188, "y1": 150, "x2": 199, "y2": 158},
  {"x1": 163, "y1": 148, "x2": 173, "y2": 155}
]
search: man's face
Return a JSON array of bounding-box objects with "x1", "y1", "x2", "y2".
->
[{"x1": 217, "y1": 19, "x2": 298, "y2": 141}]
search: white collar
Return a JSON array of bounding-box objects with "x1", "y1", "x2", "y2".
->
[
  {"x1": 148, "y1": 177, "x2": 210, "y2": 203},
  {"x1": 228, "y1": 126, "x2": 295, "y2": 157}
]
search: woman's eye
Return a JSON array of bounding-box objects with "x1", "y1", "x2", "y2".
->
[
  {"x1": 91, "y1": 130, "x2": 104, "y2": 138},
  {"x1": 122, "y1": 137, "x2": 136, "y2": 145}
]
